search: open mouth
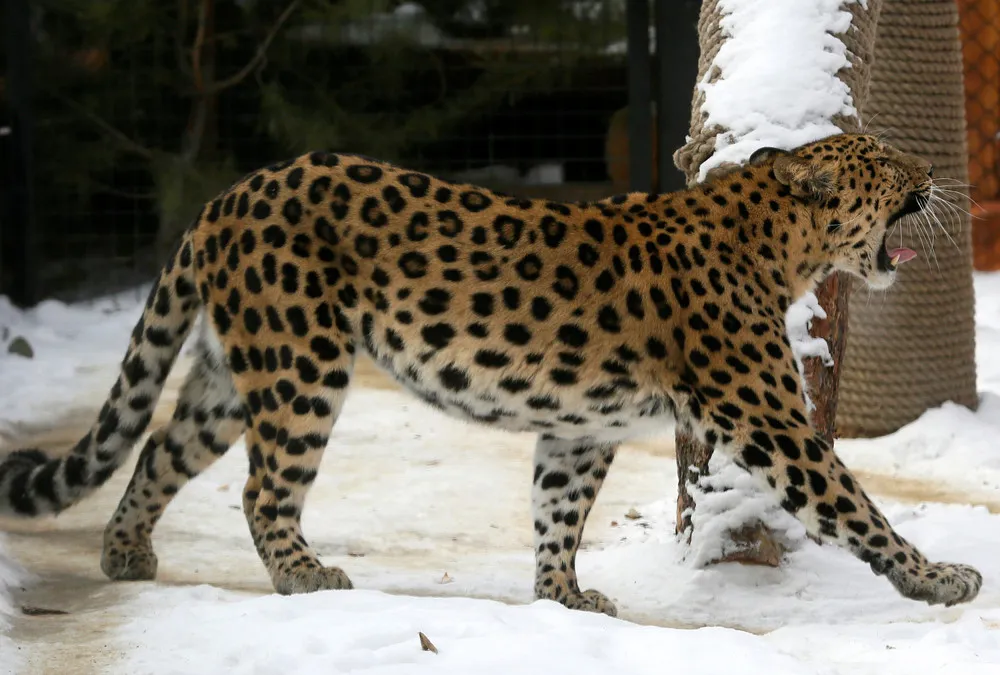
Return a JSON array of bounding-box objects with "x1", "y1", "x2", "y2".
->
[
  {"x1": 876, "y1": 241, "x2": 917, "y2": 272},
  {"x1": 887, "y1": 191, "x2": 927, "y2": 227},
  {"x1": 876, "y1": 192, "x2": 926, "y2": 272}
]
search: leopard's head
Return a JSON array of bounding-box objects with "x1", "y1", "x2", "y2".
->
[{"x1": 753, "y1": 133, "x2": 935, "y2": 291}]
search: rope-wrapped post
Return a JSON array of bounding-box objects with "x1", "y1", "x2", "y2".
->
[
  {"x1": 838, "y1": 0, "x2": 978, "y2": 437},
  {"x1": 672, "y1": 0, "x2": 883, "y2": 565}
]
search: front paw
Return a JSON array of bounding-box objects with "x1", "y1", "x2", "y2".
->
[{"x1": 891, "y1": 561, "x2": 982, "y2": 606}]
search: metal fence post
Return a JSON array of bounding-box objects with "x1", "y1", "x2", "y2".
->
[
  {"x1": 626, "y1": 0, "x2": 653, "y2": 192},
  {"x1": 654, "y1": 0, "x2": 700, "y2": 193},
  {"x1": 1, "y1": 0, "x2": 40, "y2": 307}
]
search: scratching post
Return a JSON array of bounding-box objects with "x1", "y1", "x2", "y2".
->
[{"x1": 838, "y1": 0, "x2": 978, "y2": 438}]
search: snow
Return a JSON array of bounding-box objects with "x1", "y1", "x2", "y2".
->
[
  {"x1": 0, "y1": 288, "x2": 153, "y2": 435},
  {"x1": 0, "y1": 534, "x2": 25, "y2": 624},
  {"x1": 684, "y1": 450, "x2": 806, "y2": 566},
  {"x1": 786, "y1": 291, "x2": 834, "y2": 413},
  {"x1": 0, "y1": 541, "x2": 24, "y2": 675},
  {"x1": 108, "y1": 498, "x2": 1000, "y2": 675},
  {"x1": 695, "y1": 0, "x2": 867, "y2": 181},
  {"x1": 116, "y1": 589, "x2": 814, "y2": 675},
  {"x1": 787, "y1": 292, "x2": 835, "y2": 370},
  {"x1": 0, "y1": 290, "x2": 150, "y2": 673}
]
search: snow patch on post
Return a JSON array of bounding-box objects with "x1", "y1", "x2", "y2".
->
[
  {"x1": 685, "y1": 453, "x2": 806, "y2": 567},
  {"x1": 696, "y1": 0, "x2": 867, "y2": 182},
  {"x1": 786, "y1": 292, "x2": 835, "y2": 413}
]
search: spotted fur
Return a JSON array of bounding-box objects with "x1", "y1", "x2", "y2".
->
[{"x1": 0, "y1": 134, "x2": 981, "y2": 615}]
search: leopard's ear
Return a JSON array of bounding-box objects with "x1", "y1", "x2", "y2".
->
[
  {"x1": 748, "y1": 147, "x2": 789, "y2": 165},
  {"x1": 772, "y1": 155, "x2": 837, "y2": 201}
]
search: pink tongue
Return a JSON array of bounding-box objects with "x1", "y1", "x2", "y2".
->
[{"x1": 889, "y1": 247, "x2": 917, "y2": 264}]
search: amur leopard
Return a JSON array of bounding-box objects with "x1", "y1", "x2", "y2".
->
[{"x1": 0, "y1": 133, "x2": 981, "y2": 617}]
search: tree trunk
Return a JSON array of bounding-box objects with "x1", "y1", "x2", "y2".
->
[{"x1": 671, "y1": 0, "x2": 883, "y2": 564}]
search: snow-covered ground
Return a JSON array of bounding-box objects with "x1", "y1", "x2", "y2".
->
[
  {"x1": 0, "y1": 534, "x2": 25, "y2": 673},
  {"x1": 1, "y1": 272, "x2": 1000, "y2": 673}
]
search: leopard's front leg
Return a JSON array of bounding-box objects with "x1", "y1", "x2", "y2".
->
[
  {"x1": 688, "y1": 342, "x2": 981, "y2": 607},
  {"x1": 531, "y1": 435, "x2": 618, "y2": 617}
]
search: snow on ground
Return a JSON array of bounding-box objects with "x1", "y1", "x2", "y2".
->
[
  {"x1": 0, "y1": 288, "x2": 153, "y2": 434},
  {"x1": 0, "y1": 534, "x2": 26, "y2": 667},
  {"x1": 2, "y1": 271, "x2": 1000, "y2": 673}
]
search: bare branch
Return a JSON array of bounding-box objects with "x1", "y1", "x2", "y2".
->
[
  {"x1": 191, "y1": 0, "x2": 211, "y2": 92},
  {"x1": 184, "y1": 0, "x2": 214, "y2": 161},
  {"x1": 56, "y1": 95, "x2": 156, "y2": 161},
  {"x1": 199, "y1": 0, "x2": 302, "y2": 95},
  {"x1": 175, "y1": 0, "x2": 194, "y2": 80},
  {"x1": 181, "y1": 97, "x2": 210, "y2": 163}
]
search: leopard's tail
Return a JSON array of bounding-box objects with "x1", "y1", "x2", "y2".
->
[{"x1": 0, "y1": 234, "x2": 201, "y2": 517}]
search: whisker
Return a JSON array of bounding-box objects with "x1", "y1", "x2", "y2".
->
[
  {"x1": 931, "y1": 184, "x2": 973, "y2": 200},
  {"x1": 925, "y1": 198, "x2": 960, "y2": 252},
  {"x1": 931, "y1": 179, "x2": 982, "y2": 211},
  {"x1": 930, "y1": 192, "x2": 975, "y2": 225},
  {"x1": 932, "y1": 190, "x2": 981, "y2": 215},
  {"x1": 910, "y1": 212, "x2": 935, "y2": 267},
  {"x1": 931, "y1": 177, "x2": 974, "y2": 186},
  {"x1": 917, "y1": 210, "x2": 942, "y2": 269}
]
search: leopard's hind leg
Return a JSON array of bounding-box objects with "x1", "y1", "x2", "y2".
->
[
  {"x1": 102, "y1": 321, "x2": 246, "y2": 581},
  {"x1": 233, "y1": 334, "x2": 357, "y2": 595}
]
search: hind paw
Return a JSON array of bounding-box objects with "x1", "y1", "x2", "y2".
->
[
  {"x1": 272, "y1": 565, "x2": 354, "y2": 595},
  {"x1": 101, "y1": 539, "x2": 158, "y2": 581}
]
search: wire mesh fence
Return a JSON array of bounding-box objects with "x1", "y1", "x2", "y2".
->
[{"x1": 1, "y1": 0, "x2": 653, "y2": 303}]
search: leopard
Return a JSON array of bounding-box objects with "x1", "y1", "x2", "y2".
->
[{"x1": 0, "y1": 133, "x2": 981, "y2": 618}]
